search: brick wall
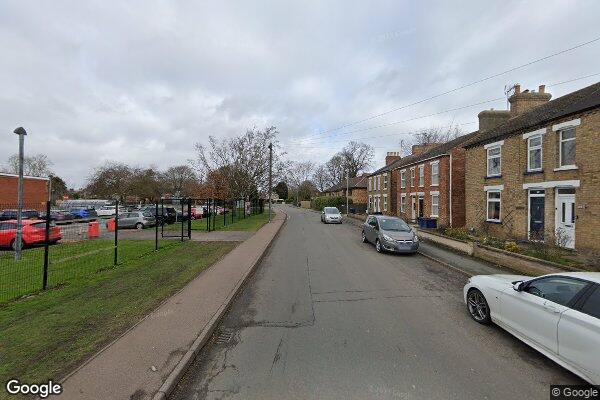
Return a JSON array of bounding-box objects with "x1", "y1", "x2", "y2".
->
[
  {"x1": 0, "y1": 174, "x2": 49, "y2": 210},
  {"x1": 367, "y1": 171, "x2": 396, "y2": 215},
  {"x1": 465, "y1": 108, "x2": 600, "y2": 251}
]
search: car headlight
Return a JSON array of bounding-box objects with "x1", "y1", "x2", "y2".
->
[
  {"x1": 382, "y1": 234, "x2": 393, "y2": 242},
  {"x1": 413, "y1": 234, "x2": 419, "y2": 242}
]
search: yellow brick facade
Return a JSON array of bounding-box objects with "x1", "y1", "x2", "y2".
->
[{"x1": 465, "y1": 109, "x2": 600, "y2": 251}]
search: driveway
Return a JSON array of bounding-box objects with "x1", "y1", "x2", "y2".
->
[{"x1": 169, "y1": 205, "x2": 582, "y2": 400}]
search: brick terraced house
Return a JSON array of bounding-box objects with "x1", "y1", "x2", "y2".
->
[
  {"x1": 322, "y1": 173, "x2": 369, "y2": 207},
  {"x1": 464, "y1": 82, "x2": 600, "y2": 251},
  {"x1": 392, "y1": 136, "x2": 478, "y2": 227},
  {"x1": 367, "y1": 152, "x2": 401, "y2": 214}
]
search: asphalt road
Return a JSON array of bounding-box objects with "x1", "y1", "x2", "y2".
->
[{"x1": 169, "y1": 205, "x2": 582, "y2": 400}]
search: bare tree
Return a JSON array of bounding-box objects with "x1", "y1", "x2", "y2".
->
[
  {"x1": 6, "y1": 153, "x2": 53, "y2": 177},
  {"x1": 193, "y1": 126, "x2": 286, "y2": 199},
  {"x1": 339, "y1": 141, "x2": 374, "y2": 178},
  {"x1": 161, "y1": 165, "x2": 197, "y2": 197},
  {"x1": 286, "y1": 161, "x2": 314, "y2": 202},
  {"x1": 400, "y1": 124, "x2": 464, "y2": 156},
  {"x1": 312, "y1": 164, "x2": 329, "y2": 192}
]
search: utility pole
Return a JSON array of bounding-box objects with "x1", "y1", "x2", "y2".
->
[
  {"x1": 345, "y1": 170, "x2": 349, "y2": 216},
  {"x1": 268, "y1": 142, "x2": 273, "y2": 222},
  {"x1": 14, "y1": 127, "x2": 27, "y2": 261}
]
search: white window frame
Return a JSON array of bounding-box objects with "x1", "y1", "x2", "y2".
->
[
  {"x1": 377, "y1": 175, "x2": 381, "y2": 190},
  {"x1": 400, "y1": 170, "x2": 406, "y2": 188},
  {"x1": 410, "y1": 167, "x2": 415, "y2": 187},
  {"x1": 368, "y1": 177, "x2": 372, "y2": 191},
  {"x1": 527, "y1": 134, "x2": 543, "y2": 172},
  {"x1": 558, "y1": 128, "x2": 576, "y2": 168},
  {"x1": 368, "y1": 195, "x2": 372, "y2": 211},
  {"x1": 430, "y1": 161, "x2": 439, "y2": 186},
  {"x1": 383, "y1": 173, "x2": 388, "y2": 190},
  {"x1": 383, "y1": 194, "x2": 388, "y2": 211},
  {"x1": 486, "y1": 144, "x2": 502, "y2": 177},
  {"x1": 430, "y1": 193, "x2": 439, "y2": 217},
  {"x1": 400, "y1": 194, "x2": 406, "y2": 213},
  {"x1": 418, "y1": 164, "x2": 424, "y2": 187},
  {"x1": 486, "y1": 189, "x2": 502, "y2": 222}
]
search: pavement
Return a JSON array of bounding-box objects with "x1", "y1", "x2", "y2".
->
[
  {"x1": 58, "y1": 211, "x2": 286, "y2": 400},
  {"x1": 169, "y1": 205, "x2": 582, "y2": 400}
]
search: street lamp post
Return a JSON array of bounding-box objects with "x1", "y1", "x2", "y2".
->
[
  {"x1": 13, "y1": 127, "x2": 27, "y2": 261},
  {"x1": 345, "y1": 170, "x2": 349, "y2": 216}
]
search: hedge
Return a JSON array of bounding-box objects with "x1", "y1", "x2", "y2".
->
[{"x1": 311, "y1": 196, "x2": 352, "y2": 211}]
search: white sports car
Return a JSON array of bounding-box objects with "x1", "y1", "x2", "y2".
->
[{"x1": 464, "y1": 272, "x2": 600, "y2": 384}]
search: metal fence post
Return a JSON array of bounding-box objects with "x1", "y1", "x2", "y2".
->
[
  {"x1": 114, "y1": 200, "x2": 119, "y2": 266},
  {"x1": 206, "y1": 198, "x2": 210, "y2": 232},
  {"x1": 42, "y1": 200, "x2": 51, "y2": 290},
  {"x1": 155, "y1": 201, "x2": 159, "y2": 250},
  {"x1": 187, "y1": 198, "x2": 192, "y2": 239},
  {"x1": 180, "y1": 199, "x2": 184, "y2": 242},
  {"x1": 223, "y1": 199, "x2": 226, "y2": 226},
  {"x1": 212, "y1": 199, "x2": 216, "y2": 231}
]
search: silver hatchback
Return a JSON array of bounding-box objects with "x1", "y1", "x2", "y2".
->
[
  {"x1": 361, "y1": 215, "x2": 419, "y2": 254},
  {"x1": 119, "y1": 211, "x2": 156, "y2": 229},
  {"x1": 321, "y1": 207, "x2": 343, "y2": 224}
]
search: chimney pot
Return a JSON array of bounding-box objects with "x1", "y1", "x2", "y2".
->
[{"x1": 539, "y1": 85, "x2": 545, "y2": 93}]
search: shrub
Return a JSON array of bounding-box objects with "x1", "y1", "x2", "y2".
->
[
  {"x1": 443, "y1": 227, "x2": 470, "y2": 241},
  {"x1": 503, "y1": 241, "x2": 521, "y2": 253}
]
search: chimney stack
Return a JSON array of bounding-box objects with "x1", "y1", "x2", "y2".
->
[
  {"x1": 385, "y1": 151, "x2": 401, "y2": 165},
  {"x1": 508, "y1": 84, "x2": 551, "y2": 116},
  {"x1": 411, "y1": 143, "x2": 439, "y2": 156},
  {"x1": 478, "y1": 109, "x2": 510, "y2": 132}
]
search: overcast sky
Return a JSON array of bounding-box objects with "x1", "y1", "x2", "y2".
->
[{"x1": 1, "y1": 1, "x2": 599, "y2": 187}]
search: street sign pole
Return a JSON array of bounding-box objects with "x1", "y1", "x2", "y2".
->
[
  {"x1": 268, "y1": 142, "x2": 272, "y2": 222},
  {"x1": 13, "y1": 127, "x2": 27, "y2": 261}
]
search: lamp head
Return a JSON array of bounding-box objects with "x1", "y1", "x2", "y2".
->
[{"x1": 14, "y1": 127, "x2": 27, "y2": 136}]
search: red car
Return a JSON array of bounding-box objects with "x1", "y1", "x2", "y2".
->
[{"x1": 0, "y1": 219, "x2": 62, "y2": 249}]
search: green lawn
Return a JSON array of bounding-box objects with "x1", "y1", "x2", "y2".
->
[
  {"x1": 1, "y1": 240, "x2": 172, "y2": 303},
  {"x1": 165, "y1": 211, "x2": 273, "y2": 232},
  {"x1": 0, "y1": 241, "x2": 234, "y2": 393}
]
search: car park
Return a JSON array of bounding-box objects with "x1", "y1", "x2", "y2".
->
[
  {"x1": 40, "y1": 210, "x2": 75, "y2": 222},
  {"x1": 96, "y1": 205, "x2": 117, "y2": 217},
  {"x1": 0, "y1": 219, "x2": 62, "y2": 249},
  {"x1": 118, "y1": 211, "x2": 156, "y2": 229},
  {"x1": 361, "y1": 215, "x2": 419, "y2": 254},
  {"x1": 139, "y1": 205, "x2": 177, "y2": 224},
  {"x1": 68, "y1": 208, "x2": 98, "y2": 219},
  {"x1": 320, "y1": 207, "x2": 343, "y2": 224},
  {"x1": 464, "y1": 272, "x2": 600, "y2": 384}
]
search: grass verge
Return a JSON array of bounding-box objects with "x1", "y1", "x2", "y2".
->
[{"x1": 0, "y1": 241, "x2": 234, "y2": 393}]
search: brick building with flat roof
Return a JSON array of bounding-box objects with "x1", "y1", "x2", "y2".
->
[{"x1": 0, "y1": 173, "x2": 49, "y2": 210}]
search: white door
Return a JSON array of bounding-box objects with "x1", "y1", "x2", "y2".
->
[
  {"x1": 555, "y1": 191, "x2": 575, "y2": 249},
  {"x1": 411, "y1": 196, "x2": 416, "y2": 221}
]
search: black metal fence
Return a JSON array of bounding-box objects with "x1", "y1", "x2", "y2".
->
[{"x1": 1, "y1": 197, "x2": 266, "y2": 303}]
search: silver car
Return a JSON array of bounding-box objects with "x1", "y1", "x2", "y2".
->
[
  {"x1": 118, "y1": 211, "x2": 156, "y2": 229},
  {"x1": 321, "y1": 207, "x2": 343, "y2": 224},
  {"x1": 361, "y1": 214, "x2": 419, "y2": 254}
]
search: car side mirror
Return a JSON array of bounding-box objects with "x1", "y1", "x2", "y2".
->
[
  {"x1": 374, "y1": 225, "x2": 379, "y2": 231},
  {"x1": 321, "y1": 211, "x2": 325, "y2": 214},
  {"x1": 512, "y1": 281, "x2": 524, "y2": 292}
]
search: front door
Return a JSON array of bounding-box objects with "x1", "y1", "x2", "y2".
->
[
  {"x1": 528, "y1": 190, "x2": 545, "y2": 241},
  {"x1": 411, "y1": 196, "x2": 416, "y2": 221},
  {"x1": 418, "y1": 196, "x2": 424, "y2": 218},
  {"x1": 555, "y1": 190, "x2": 576, "y2": 249}
]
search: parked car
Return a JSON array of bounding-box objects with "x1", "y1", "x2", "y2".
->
[
  {"x1": 0, "y1": 209, "x2": 40, "y2": 221},
  {"x1": 464, "y1": 272, "x2": 600, "y2": 384},
  {"x1": 69, "y1": 208, "x2": 98, "y2": 219},
  {"x1": 96, "y1": 205, "x2": 117, "y2": 217},
  {"x1": 320, "y1": 207, "x2": 342, "y2": 224},
  {"x1": 40, "y1": 209, "x2": 74, "y2": 222},
  {"x1": 0, "y1": 219, "x2": 62, "y2": 249},
  {"x1": 118, "y1": 211, "x2": 156, "y2": 229},
  {"x1": 139, "y1": 205, "x2": 177, "y2": 224},
  {"x1": 361, "y1": 215, "x2": 419, "y2": 254}
]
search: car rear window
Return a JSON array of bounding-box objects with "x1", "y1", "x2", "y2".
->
[
  {"x1": 31, "y1": 222, "x2": 46, "y2": 229},
  {"x1": 580, "y1": 287, "x2": 600, "y2": 319},
  {"x1": 0, "y1": 222, "x2": 16, "y2": 230},
  {"x1": 143, "y1": 212, "x2": 154, "y2": 217}
]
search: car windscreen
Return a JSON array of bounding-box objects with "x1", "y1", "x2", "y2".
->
[
  {"x1": 378, "y1": 218, "x2": 411, "y2": 232},
  {"x1": 143, "y1": 212, "x2": 154, "y2": 217},
  {"x1": 324, "y1": 207, "x2": 340, "y2": 214}
]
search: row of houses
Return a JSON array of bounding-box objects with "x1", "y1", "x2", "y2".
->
[{"x1": 325, "y1": 81, "x2": 600, "y2": 252}]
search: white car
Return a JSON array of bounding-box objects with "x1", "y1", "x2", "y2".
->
[
  {"x1": 320, "y1": 207, "x2": 343, "y2": 224},
  {"x1": 464, "y1": 272, "x2": 600, "y2": 384},
  {"x1": 96, "y1": 205, "x2": 117, "y2": 217}
]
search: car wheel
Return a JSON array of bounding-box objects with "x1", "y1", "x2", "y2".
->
[
  {"x1": 467, "y1": 289, "x2": 491, "y2": 325},
  {"x1": 375, "y1": 239, "x2": 383, "y2": 253},
  {"x1": 361, "y1": 231, "x2": 368, "y2": 243},
  {"x1": 135, "y1": 223, "x2": 144, "y2": 230}
]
